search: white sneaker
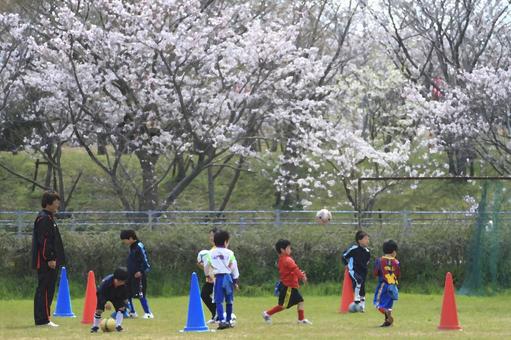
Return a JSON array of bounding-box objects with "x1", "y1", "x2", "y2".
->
[
  {"x1": 206, "y1": 318, "x2": 216, "y2": 324},
  {"x1": 129, "y1": 312, "x2": 138, "y2": 318},
  {"x1": 39, "y1": 321, "x2": 58, "y2": 327},
  {"x1": 262, "y1": 311, "x2": 272, "y2": 324},
  {"x1": 143, "y1": 313, "x2": 154, "y2": 319},
  {"x1": 297, "y1": 319, "x2": 312, "y2": 325}
]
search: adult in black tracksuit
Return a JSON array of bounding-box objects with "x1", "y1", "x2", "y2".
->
[{"x1": 31, "y1": 191, "x2": 65, "y2": 326}]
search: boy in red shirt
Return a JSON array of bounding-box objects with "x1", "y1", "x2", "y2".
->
[{"x1": 262, "y1": 239, "x2": 311, "y2": 325}]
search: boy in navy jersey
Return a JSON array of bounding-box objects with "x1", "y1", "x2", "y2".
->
[
  {"x1": 120, "y1": 230, "x2": 153, "y2": 318},
  {"x1": 342, "y1": 230, "x2": 370, "y2": 311}
]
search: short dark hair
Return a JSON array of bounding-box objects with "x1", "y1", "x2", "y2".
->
[
  {"x1": 275, "y1": 239, "x2": 291, "y2": 254},
  {"x1": 113, "y1": 267, "x2": 129, "y2": 281},
  {"x1": 356, "y1": 230, "x2": 369, "y2": 243},
  {"x1": 383, "y1": 240, "x2": 398, "y2": 254},
  {"x1": 120, "y1": 230, "x2": 137, "y2": 240},
  {"x1": 214, "y1": 230, "x2": 230, "y2": 246},
  {"x1": 41, "y1": 191, "x2": 60, "y2": 208}
]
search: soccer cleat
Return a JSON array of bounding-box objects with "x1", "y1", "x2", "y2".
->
[
  {"x1": 115, "y1": 325, "x2": 123, "y2": 332},
  {"x1": 206, "y1": 318, "x2": 217, "y2": 324},
  {"x1": 143, "y1": 313, "x2": 154, "y2": 319},
  {"x1": 128, "y1": 312, "x2": 138, "y2": 318},
  {"x1": 217, "y1": 322, "x2": 231, "y2": 330},
  {"x1": 90, "y1": 326, "x2": 99, "y2": 333},
  {"x1": 380, "y1": 321, "x2": 392, "y2": 327},
  {"x1": 46, "y1": 321, "x2": 59, "y2": 327},
  {"x1": 297, "y1": 319, "x2": 313, "y2": 325},
  {"x1": 262, "y1": 311, "x2": 272, "y2": 324}
]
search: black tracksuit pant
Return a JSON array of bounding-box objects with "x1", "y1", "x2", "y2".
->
[
  {"x1": 34, "y1": 265, "x2": 58, "y2": 325},
  {"x1": 201, "y1": 282, "x2": 216, "y2": 319}
]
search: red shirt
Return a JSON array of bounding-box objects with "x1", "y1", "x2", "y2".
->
[{"x1": 278, "y1": 254, "x2": 305, "y2": 288}]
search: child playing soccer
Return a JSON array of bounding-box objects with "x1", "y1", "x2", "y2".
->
[
  {"x1": 204, "y1": 230, "x2": 239, "y2": 330},
  {"x1": 120, "y1": 230, "x2": 153, "y2": 318},
  {"x1": 373, "y1": 240, "x2": 400, "y2": 327},
  {"x1": 262, "y1": 239, "x2": 311, "y2": 325},
  {"x1": 90, "y1": 268, "x2": 130, "y2": 333},
  {"x1": 342, "y1": 230, "x2": 370, "y2": 311},
  {"x1": 196, "y1": 227, "x2": 217, "y2": 323}
]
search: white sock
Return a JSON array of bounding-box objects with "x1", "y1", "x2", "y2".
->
[
  {"x1": 115, "y1": 311, "x2": 123, "y2": 327},
  {"x1": 93, "y1": 313, "x2": 101, "y2": 328}
]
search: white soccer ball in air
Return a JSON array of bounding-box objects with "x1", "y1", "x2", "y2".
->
[{"x1": 316, "y1": 208, "x2": 332, "y2": 224}]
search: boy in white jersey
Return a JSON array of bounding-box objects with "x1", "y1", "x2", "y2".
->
[{"x1": 204, "y1": 230, "x2": 239, "y2": 330}]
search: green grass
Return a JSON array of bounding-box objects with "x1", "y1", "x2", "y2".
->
[{"x1": 1, "y1": 294, "x2": 511, "y2": 339}]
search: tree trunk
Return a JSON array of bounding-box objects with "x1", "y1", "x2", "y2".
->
[{"x1": 136, "y1": 150, "x2": 159, "y2": 211}]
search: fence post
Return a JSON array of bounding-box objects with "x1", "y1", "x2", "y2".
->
[
  {"x1": 148, "y1": 211, "x2": 153, "y2": 230},
  {"x1": 274, "y1": 209, "x2": 282, "y2": 228}
]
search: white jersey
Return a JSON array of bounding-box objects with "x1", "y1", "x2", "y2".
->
[{"x1": 205, "y1": 247, "x2": 239, "y2": 280}]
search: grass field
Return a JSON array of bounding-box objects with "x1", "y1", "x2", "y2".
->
[{"x1": 1, "y1": 294, "x2": 510, "y2": 339}]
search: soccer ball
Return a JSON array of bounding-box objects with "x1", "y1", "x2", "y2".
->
[
  {"x1": 197, "y1": 249, "x2": 209, "y2": 264},
  {"x1": 100, "y1": 318, "x2": 116, "y2": 332},
  {"x1": 315, "y1": 208, "x2": 332, "y2": 224},
  {"x1": 348, "y1": 302, "x2": 363, "y2": 313}
]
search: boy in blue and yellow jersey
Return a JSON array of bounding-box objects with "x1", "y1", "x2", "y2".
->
[
  {"x1": 373, "y1": 240, "x2": 400, "y2": 327},
  {"x1": 342, "y1": 230, "x2": 370, "y2": 311},
  {"x1": 120, "y1": 230, "x2": 153, "y2": 319},
  {"x1": 262, "y1": 239, "x2": 311, "y2": 325},
  {"x1": 204, "y1": 230, "x2": 239, "y2": 330}
]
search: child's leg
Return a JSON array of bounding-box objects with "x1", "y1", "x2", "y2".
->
[
  {"x1": 352, "y1": 273, "x2": 362, "y2": 302},
  {"x1": 92, "y1": 309, "x2": 102, "y2": 328},
  {"x1": 266, "y1": 305, "x2": 284, "y2": 315},
  {"x1": 115, "y1": 309, "x2": 124, "y2": 327},
  {"x1": 225, "y1": 303, "x2": 233, "y2": 322},
  {"x1": 137, "y1": 275, "x2": 151, "y2": 314},
  {"x1": 297, "y1": 301, "x2": 305, "y2": 321},
  {"x1": 127, "y1": 298, "x2": 136, "y2": 314},
  {"x1": 360, "y1": 279, "x2": 366, "y2": 310},
  {"x1": 214, "y1": 275, "x2": 225, "y2": 322}
]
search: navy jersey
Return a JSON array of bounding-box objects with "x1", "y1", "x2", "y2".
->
[
  {"x1": 127, "y1": 240, "x2": 150, "y2": 274},
  {"x1": 31, "y1": 210, "x2": 65, "y2": 269},
  {"x1": 97, "y1": 274, "x2": 130, "y2": 302},
  {"x1": 342, "y1": 244, "x2": 370, "y2": 278}
]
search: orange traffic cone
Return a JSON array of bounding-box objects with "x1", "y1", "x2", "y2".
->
[
  {"x1": 438, "y1": 272, "x2": 462, "y2": 330},
  {"x1": 339, "y1": 268, "x2": 354, "y2": 313},
  {"x1": 81, "y1": 271, "x2": 97, "y2": 324}
]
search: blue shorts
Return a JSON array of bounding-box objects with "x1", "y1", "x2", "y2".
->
[
  {"x1": 214, "y1": 274, "x2": 234, "y2": 304},
  {"x1": 373, "y1": 282, "x2": 398, "y2": 311}
]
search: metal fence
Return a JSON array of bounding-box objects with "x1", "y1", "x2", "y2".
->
[{"x1": 1, "y1": 210, "x2": 510, "y2": 235}]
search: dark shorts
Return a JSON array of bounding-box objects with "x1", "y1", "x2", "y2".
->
[
  {"x1": 277, "y1": 284, "x2": 304, "y2": 309},
  {"x1": 96, "y1": 293, "x2": 126, "y2": 312},
  {"x1": 129, "y1": 275, "x2": 147, "y2": 298}
]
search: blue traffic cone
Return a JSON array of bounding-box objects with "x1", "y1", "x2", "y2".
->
[
  {"x1": 53, "y1": 266, "x2": 76, "y2": 317},
  {"x1": 183, "y1": 272, "x2": 208, "y2": 332}
]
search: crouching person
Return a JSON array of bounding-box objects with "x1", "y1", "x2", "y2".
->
[{"x1": 91, "y1": 267, "x2": 130, "y2": 333}]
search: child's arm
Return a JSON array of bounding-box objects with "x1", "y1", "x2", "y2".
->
[
  {"x1": 287, "y1": 258, "x2": 306, "y2": 283},
  {"x1": 373, "y1": 258, "x2": 381, "y2": 278},
  {"x1": 229, "y1": 254, "x2": 240, "y2": 289}
]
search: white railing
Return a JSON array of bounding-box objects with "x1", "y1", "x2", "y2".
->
[{"x1": 1, "y1": 209, "x2": 509, "y2": 235}]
